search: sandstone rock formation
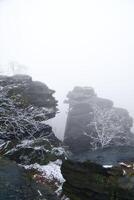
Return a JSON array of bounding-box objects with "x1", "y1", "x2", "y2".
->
[
  {"x1": 0, "y1": 75, "x2": 64, "y2": 165},
  {"x1": 64, "y1": 87, "x2": 133, "y2": 153}
]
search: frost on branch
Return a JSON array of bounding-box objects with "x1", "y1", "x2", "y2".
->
[
  {"x1": 64, "y1": 87, "x2": 133, "y2": 153},
  {"x1": 85, "y1": 105, "x2": 133, "y2": 149},
  {"x1": 0, "y1": 75, "x2": 64, "y2": 164}
]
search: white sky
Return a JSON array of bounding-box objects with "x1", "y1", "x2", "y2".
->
[{"x1": 0, "y1": 0, "x2": 134, "y2": 138}]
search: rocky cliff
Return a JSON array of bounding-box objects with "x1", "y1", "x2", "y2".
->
[
  {"x1": 0, "y1": 75, "x2": 65, "y2": 165},
  {"x1": 0, "y1": 75, "x2": 66, "y2": 199},
  {"x1": 1, "y1": 78, "x2": 134, "y2": 200},
  {"x1": 62, "y1": 87, "x2": 134, "y2": 200},
  {"x1": 64, "y1": 86, "x2": 133, "y2": 153}
]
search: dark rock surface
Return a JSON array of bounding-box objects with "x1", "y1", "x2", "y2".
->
[
  {"x1": 0, "y1": 158, "x2": 59, "y2": 200},
  {"x1": 61, "y1": 160, "x2": 134, "y2": 200},
  {"x1": 64, "y1": 86, "x2": 133, "y2": 153},
  {"x1": 0, "y1": 75, "x2": 63, "y2": 165}
]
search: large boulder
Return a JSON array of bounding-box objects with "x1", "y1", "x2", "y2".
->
[{"x1": 64, "y1": 87, "x2": 133, "y2": 153}]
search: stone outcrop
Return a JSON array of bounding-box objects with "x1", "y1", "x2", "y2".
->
[
  {"x1": 61, "y1": 160, "x2": 134, "y2": 200},
  {"x1": 0, "y1": 75, "x2": 64, "y2": 165},
  {"x1": 64, "y1": 87, "x2": 133, "y2": 153}
]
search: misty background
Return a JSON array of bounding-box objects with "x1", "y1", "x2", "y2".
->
[{"x1": 0, "y1": 0, "x2": 134, "y2": 139}]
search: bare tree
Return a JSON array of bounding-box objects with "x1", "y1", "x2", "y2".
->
[
  {"x1": 84, "y1": 105, "x2": 133, "y2": 150},
  {"x1": 0, "y1": 76, "x2": 56, "y2": 143}
]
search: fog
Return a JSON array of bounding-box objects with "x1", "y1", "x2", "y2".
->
[{"x1": 0, "y1": 0, "x2": 134, "y2": 139}]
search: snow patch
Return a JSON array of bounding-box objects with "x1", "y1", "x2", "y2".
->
[
  {"x1": 123, "y1": 169, "x2": 127, "y2": 175},
  {"x1": 17, "y1": 140, "x2": 34, "y2": 148},
  {"x1": 22, "y1": 159, "x2": 65, "y2": 184},
  {"x1": 52, "y1": 147, "x2": 65, "y2": 156},
  {"x1": 119, "y1": 162, "x2": 131, "y2": 168},
  {"x1": 37, "y1": 190, "x2": 43, "y2": 197},
  {"x1": 103, "y1": 165, "x2": 113, "y2": 168}
]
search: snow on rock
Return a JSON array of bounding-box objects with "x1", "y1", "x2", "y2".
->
[
  {"x1": 52, "y1": 147, "x2": 66, "y2": 157},
  {"x1": 16, "y1": 140, "x2": 34, "y2": 148},
  {"x1": 119, "y1": 162, "x2": 132, "y2": 168},
  {"x1": 103, "y1": 165, "x2": 113, "y2": 168},
  {"x1": 22, "y1": 159, "x2": 65, "y2": 184}
]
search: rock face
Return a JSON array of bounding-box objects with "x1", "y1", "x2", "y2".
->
[
  {"x1": 0, "y1": 158, "x2": 39, "y2": 200},
  {"x1": 0, "y1": 75, "x2": 63, "y2": 165},
  {"x1": 0, "y1": 158, "x2": 59, "y2": 200},
  {"x1": 64, "y1": 87, "x2": 133, "y2": 153},
  {"x1": 61, "y1": 160, "x2": 134, "y2": 200}
]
